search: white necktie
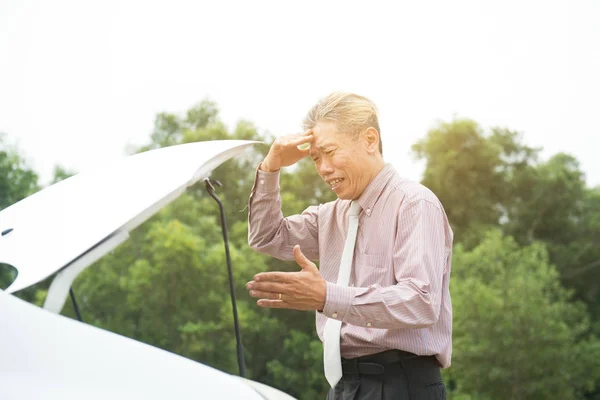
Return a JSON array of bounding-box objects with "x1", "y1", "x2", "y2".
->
[{"x1": 323, "y1": 200, "x2": 362, "y2": 388}]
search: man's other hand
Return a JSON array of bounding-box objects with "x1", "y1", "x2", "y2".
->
[
  {"x1": 260, "y1": 131, "x2": 313, "y2": 172},
  {"x1": 246, "y1": 245, "x2": 326, "y2": 311}
]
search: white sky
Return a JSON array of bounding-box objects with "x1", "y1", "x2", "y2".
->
[{"x1": 1, "y1": 0, "x2": 599, "y2": 187}]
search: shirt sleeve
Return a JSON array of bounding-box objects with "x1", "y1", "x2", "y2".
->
[
  {"x1": 322, "y1": 198, "x2": 449, "y2": 329},
  {"x1": 247, "y1": 164, "x2": 320, "y2": 261}
]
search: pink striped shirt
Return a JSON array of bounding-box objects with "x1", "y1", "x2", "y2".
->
[{"x1": 248, "y1": 163, "x2": 454, "y2": 368}]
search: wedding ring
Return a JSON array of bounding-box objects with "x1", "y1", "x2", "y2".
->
[{"x1": 278, "y1": 293, "x2": 282, "y2": 300}]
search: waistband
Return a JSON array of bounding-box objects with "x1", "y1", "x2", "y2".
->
[{"x1": 341, "y1": 350, "x2": 440, "y2": 375}]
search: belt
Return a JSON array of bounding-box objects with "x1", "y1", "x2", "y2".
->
[{"x1": 341, "y1": 350, "x2": 439, "y2": 376}]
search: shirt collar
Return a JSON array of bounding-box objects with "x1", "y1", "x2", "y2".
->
[{"x1": 356, "y1": 163, "x2": 396, "y2": 217}]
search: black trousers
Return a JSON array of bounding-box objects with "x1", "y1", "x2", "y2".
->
[{"x1": 326, "y1": 350, "x2": 447, "y2": 400}]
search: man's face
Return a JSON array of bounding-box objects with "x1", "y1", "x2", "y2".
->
[{"x1": 309, "y1": 120, "x2": 375, "y2": 200}]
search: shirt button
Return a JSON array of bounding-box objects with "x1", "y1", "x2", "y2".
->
[
  {"x1": 366, "y1": 322, "x2": 372, "y2": 327},
  {"x1": 332, "y1": 312, "x2": 338, "y2": 318},
  {"x1": 366, "y1": 208, "x2": 371, "y2": 215},
  {"x1": 259, "y1": 179, "x2": 265, "y2": 185}
]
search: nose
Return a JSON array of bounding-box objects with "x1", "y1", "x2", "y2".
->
[{"x1": 318, "y1": 159, "x2": 335, "y2": 176}]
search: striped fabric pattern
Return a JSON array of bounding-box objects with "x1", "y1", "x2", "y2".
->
[{"x1": 248, "y1": 163, "x2": 454, "y2": 368}]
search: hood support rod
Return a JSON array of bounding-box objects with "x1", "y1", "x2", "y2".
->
[{"x1": 204, "y1": 177, "x2": 247, "y2": 378}]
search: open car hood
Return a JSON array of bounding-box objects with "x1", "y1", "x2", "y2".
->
[{"x1": 0, "y1": 140, "x2": 261, "y2": 294}]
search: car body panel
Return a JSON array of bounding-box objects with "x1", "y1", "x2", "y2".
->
[{"x1": 0, "y1": 289, "x2": 278, "y2": 399}]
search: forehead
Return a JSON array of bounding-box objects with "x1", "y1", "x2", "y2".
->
[{"x1": 310, "y1": 121, "x2": 348, "y2": 150}]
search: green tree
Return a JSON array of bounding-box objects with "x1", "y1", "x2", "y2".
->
[
  {"x1": 501, "y1": 153, "x2": 600, "y2": 338},
  {"x1": 412, "y1": 119, "x2": 600, "y2": 398},
  {"x1": 265, "y1": 329, "x2": 329, "y2": 399},
  {"x1": 0, "y1": 133, "x2": 39, "y2": 211},
  {"x1": 50, "y1": 164, "x2": 76, "y2": 184},
  {"x1": 447, "y1": 230, "x2": 600, "y2": 399},
  {"x1": 503, "y1": 153, "x2": 586, "y2": 245},
  {"x1": 412, "y1": 119, "x2": 540, "y2": 247}
]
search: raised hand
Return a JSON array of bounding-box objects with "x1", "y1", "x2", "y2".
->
[
  {"x1": 246, "y1": 245, "x2": 327, "y2": 311},
  {"x1": 260, "y1": 131, "x2": 313, "y2": 172}
]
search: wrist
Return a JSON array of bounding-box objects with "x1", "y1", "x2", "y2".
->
[
  {"x1": 322, "y1": 282, "x2": 356, "y2": 320},
  {"x1": 317, "y1": 278, "x2": 327, "y2": 311},
  {"x1": 259, "y1": 160, "x2": 279, "y2": 173}
]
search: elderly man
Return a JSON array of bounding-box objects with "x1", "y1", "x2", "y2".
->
[{"x1": 245, "y1": 92, "x2": 453, "y2": 399}]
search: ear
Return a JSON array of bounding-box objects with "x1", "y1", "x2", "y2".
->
[{"x1": 364, "y1": 127, "x2": 380, "y2": 154}]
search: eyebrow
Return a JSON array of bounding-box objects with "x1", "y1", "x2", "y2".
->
[{"x1": 310, "y1": 144, "x2": 335, "y2": 157}]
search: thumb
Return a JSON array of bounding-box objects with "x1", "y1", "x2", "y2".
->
[
  {"x1": 298, "y1": 147, "x2": 310, "y2": 157},
  {"x1": 294, "y1": 245, "x2": 315, "y2": 271}
]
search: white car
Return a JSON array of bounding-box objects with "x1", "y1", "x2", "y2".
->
[{"x1": 0, "y1": 140, "x2": 297, "y2": 400}]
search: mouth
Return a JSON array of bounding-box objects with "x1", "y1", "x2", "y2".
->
[{"x1": 327, "y1": 178, "x2": 344, "y2": 190}]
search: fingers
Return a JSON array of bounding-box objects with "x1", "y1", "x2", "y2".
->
[
  {"x1": 257, "y1": 299, "x2": 286, "y2": 308},
  {"x1": 287, "y1": 132, "x2": 313, "y2": 147},
  {"x1": 296, "y1": 132, "x2": 313, "y2": 156},
  {"x1": 272, "y1": 133, "x2": 311, "y2": 152},
  {"x1": 248, "y1": 289, "x2": 281, "y2": 300},
  {"x1": 298, "y1": 147, "x2": 311, "y2": 157},
  {"x1": 256, "y1": 298, "x2": 314, "y2": 310},
  {"x1": 246, "y1": 280, "x2": 287, "y2": 293},
  {"x1": 253, "y1": 271, "x2": 291, "y2": 283}
]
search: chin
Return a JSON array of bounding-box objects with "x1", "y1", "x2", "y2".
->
[{"x1": 335, "y1": 191, "x2": 351, "y2": 200}]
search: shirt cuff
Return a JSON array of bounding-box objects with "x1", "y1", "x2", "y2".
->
[
  {"x1": 253, "y1": 163, "x2": 280, "y2": 194},
  {"x1": 322, "y1": 281, "x2": 357, "y2": 321}
]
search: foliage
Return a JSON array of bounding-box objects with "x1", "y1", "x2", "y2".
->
[
  {"x1": 448, "y1": 230, "x2": 600, "y2": 399},
  {"x1": 50, "y1": 164, "x2": 76, "y2": 184},
  {"x1": 412, "y1": 120, "x2": 539, "y2": 248},
  {"x1": 0, "y1": 133, "x2": 39, "y2": 211}
]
